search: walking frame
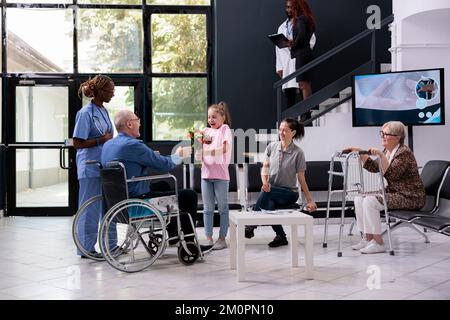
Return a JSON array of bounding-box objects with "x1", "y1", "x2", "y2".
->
[{"x1": 323, "y1": 150, "x2": 395, "y2": 257}]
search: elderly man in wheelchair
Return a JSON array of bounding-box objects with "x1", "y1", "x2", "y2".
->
[{"x1": 74, "y1": 110, "x2": 210, "y2": 273}]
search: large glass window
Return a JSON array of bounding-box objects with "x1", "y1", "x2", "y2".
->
[
  {"x1": 152, "y1": 78, "x2": 206, "y2": 140},
  {"x1": 151, "y1": 12, "x2": 208, "y2": 140},
  {"x1": 152, "y1": 14, "x2": 207, "y2": 73},
  {"x1": 78, "y1": 9, "x2": 143, "y2": 73},
  {"x1": 3, "y1": 2, "x2": 211, "y2": 142},
  {"x1": 7, "y1": 8, "x2": 73, "y2": 73},
  {"x1": 2, "y1": 1, "x2": 212, "y2": 216}
]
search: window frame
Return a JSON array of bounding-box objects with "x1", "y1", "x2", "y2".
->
[
  {"x1": 0, "y1": 0, "x2": 214, "y2": 143},
  {"x1": 148, "y1": 6, "x2": 212, "y2": 142}
]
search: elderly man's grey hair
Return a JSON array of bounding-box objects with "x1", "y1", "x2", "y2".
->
[
  {"x1": 382, "y1": 121, "x2": 406, "y2": 145},
  {"x1": 114, "y1": 109, "x2": 135, "y2": 132}
]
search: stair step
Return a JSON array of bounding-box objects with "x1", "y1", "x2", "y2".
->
[
  {"x1": 319, "y1": 97, "x2": 340, "y2": 107},
  {"x1": 339, "y1": 87, "x2": 352, "y2": 99}
]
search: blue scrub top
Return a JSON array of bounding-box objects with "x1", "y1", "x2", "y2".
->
[
  {"x1": 73, "y1": 102, "x2": 113, "y2": 179},
  {"x1": 101, "y1": 133, "x2": 181, "y2": 197}
]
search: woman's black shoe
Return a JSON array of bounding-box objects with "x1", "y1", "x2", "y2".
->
[
  {"x1": 245, "y1": 226, "x2": 256, "y2": 239},
  {"x1": 80, "y1": 251, "x2": 102, "y2": 259},
  {"x1": 268, "y1": 235, "x2": 288, "y2": 247}
]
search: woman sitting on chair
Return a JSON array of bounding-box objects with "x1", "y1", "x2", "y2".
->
[
  {"x1": 345, "y1": 121, "x2": 426, "y2": 254},
  {"x1": 245, "y1": 118, "x2": 317, "y2": 247}
]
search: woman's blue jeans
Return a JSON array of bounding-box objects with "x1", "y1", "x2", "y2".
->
[
  {"x1": 254, "y1": 185, "x2": 299, "y2": 237},
  {"x1": 201, "y1": 179, "x2": 229, "y2": 238}
]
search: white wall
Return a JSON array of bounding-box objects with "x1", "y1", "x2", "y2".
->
[
  {"x1": 393, "y1": 0, "x2": 450, "y2": 22},
  {"x1": 391, "y1": 0, "x2": 450, "y2": 166}
]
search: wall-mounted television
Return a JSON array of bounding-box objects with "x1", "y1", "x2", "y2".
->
[{"x1": 352, "y1": 68, "x2": 445, "y2": 127}]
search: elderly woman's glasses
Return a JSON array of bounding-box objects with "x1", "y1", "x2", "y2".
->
[{"x1": 379, "y1": 131, "x2": 397, "y2": 138}]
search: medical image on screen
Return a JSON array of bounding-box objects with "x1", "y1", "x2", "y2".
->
[
  {"x1": 416, "y1": 78, "x2": 438, "y2": 100},
  {"x1": 353, "y1": 69, "x2": 443, "y2": 126}
]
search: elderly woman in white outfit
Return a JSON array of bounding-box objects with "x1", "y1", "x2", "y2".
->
[{"x1": 345, "y1": 121, "x2": 426, "y2": 254}]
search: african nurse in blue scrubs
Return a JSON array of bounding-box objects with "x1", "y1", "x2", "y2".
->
[{"x1": 73, "y1": 75, "x2": 115, "y2": 258}]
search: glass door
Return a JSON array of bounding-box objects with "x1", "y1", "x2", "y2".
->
[
  {"x1": 6, "y1": 77, "x2": 78, "y2": 216},
  {"x1": 5, "y1": 76, "x2": 143, "y2": 216}
]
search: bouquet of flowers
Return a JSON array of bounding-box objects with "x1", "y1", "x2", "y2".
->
[
  {"x1": 187, "y1": 128, "x2": 212, "y2": 146},
  {"x1": 187, "y1": 128, "x2": 214, "y2": 163}
]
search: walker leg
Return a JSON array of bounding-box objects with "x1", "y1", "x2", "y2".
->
[
  {"x1": 385, "y1": 213, "x2": 395, "y2": 256},
  {"x1": 348, "y1": 218, "x2": 355, "y2": 236},
  {"x1": 337, "y1": 198, "x2": 347, "y2": 257},
  {"x1": 323, "y1": 210, "x2": 329, "y2": 248}
]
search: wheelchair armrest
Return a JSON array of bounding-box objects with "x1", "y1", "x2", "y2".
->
[
  {"x1": 128, "y1": 173, "x2": 177, "y2": 187},
  {"x1": 85, "y1": 160, "x2": 102, "y2": 168}
]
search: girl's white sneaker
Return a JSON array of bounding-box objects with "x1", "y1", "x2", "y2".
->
[{"x1": 212, "y1": 239, "x2": 227, "y2": 250}]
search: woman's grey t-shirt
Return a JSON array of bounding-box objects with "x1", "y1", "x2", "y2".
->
[{"x1": 264, "y1": 141, "x2": 307, "y2": 191}]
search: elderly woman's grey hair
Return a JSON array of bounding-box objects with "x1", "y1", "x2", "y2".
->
[
  {"x1": 382, "y1": 121, "x2": 406, "y2": 145},
  {"x1": 114, "y1": 110, "x2": 135, "y2": 132}
]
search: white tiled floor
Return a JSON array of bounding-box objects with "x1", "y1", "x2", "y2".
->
[{"x1": 1, "y1": 214, "x2": 450, "y2": 300}]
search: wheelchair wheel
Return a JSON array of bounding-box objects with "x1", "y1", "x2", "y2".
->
[
  {"x1": 72, "y1": 195, "x2": 105, "y2": 261},
  {"x1": 178, "y1": 241, "x2": 200, "y2": 266},
  {"x1": 99, "y1": 199, "x2": 167, "y2": 273},
  {"x1": 148, "y1": 233, "x2": 164, "y2": 256}
]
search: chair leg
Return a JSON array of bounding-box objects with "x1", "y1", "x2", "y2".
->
[
  {"x1": 383, "y1": 221, "x2": 430, "y2": 243},
  {"x1": 411, "y1": 224, "x2": 430, "y2": 243},
  {"x1": 384, "y1": 217, "x2": 395, "y2": 256}
]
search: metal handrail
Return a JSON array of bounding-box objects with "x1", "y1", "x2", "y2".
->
[
  {"x1": 280, "y1": 60, "x2": 372, "y2": 120},
  {"x1": 274, "y1": 15, "x2": 394, "y2": 88}
]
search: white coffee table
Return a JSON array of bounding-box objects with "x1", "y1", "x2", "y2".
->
[{"x1": 229, "y1": 211, "x2": 314, "y2": 281}]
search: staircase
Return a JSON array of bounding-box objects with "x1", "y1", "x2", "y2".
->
[
  {"x1": 275, "y1": 15, "x2": 394, "y2": 128},
  {"x1": 310, "y1": 62, "x2": 392, "y2": 127}
]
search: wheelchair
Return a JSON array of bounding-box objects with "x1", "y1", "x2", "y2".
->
[{"x1": 73, "y1": 161, "x2": 205, "y2": 272}]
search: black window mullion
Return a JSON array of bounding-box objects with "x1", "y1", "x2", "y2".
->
[
  {"x1": 144, "y1": 5, "x2": 151, "y2": 141},
  {"x1": 148, "y1": 5, "x2": 208, "y2": 14},
  {"x1": 77, "y1": 3, "x2": 142, "y2": 9},
  {"x1": 143, "y1": 4, "x2": 150, "y2": 76},
  {"x1": 152, "y1": 73, "x2": 207, "y2": 78},
  {"x1": 73, "y1": 0, "x2": 78, "y2": 75},
  {"x1": 206, "y1": 1, "x2": 213, "y2": 105},
  {"x1": 1, "y1": 2, "x2": 6, "y2": 74}
]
